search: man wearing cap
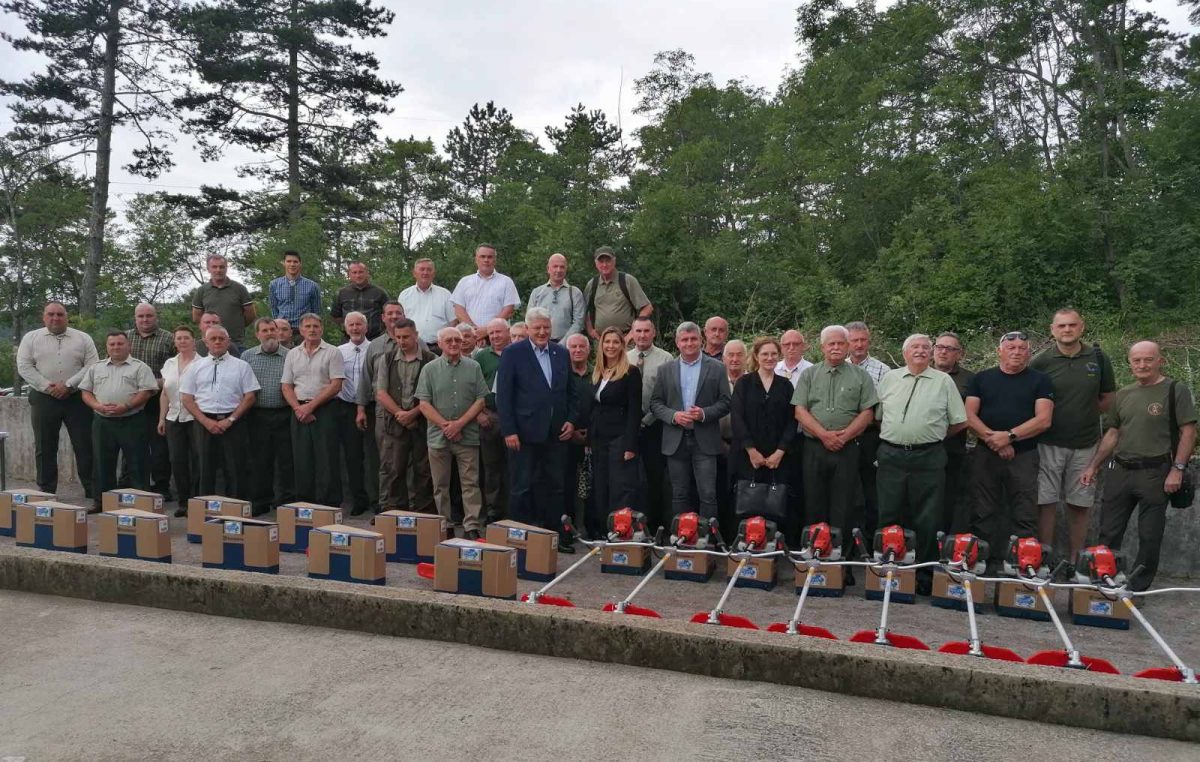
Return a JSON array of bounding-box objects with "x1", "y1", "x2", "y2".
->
[
  {"x1": 966, "y1": 331, "x2": 1055, "y2": 567},
  {"x1": 876, "y1": 334, "x2": 968, "y2": 594},
  {"x1": 583, "y1": 247, "x2": 653, "y2": 339},
  {"x1": 528, "y1": 253, "x2": 585, "y2": 342},
  {"x1": 77, "y1": 331, "x2": 159, "y2": 511},
  {"x1": 450, "y1": 243, "x2": 521, "y2": 328},
  {"x1": 180, "y1": 326, "x2": 261, "y2": 499}
]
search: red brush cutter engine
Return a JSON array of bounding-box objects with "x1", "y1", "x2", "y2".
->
[
  {"x1": 1077, "y1": 545, "x2": 1124, "y2": 585},
  {"x1": 670, "y1": 512, "x2": 717, "y2": 549},
  {"x1": 607, "y1": 508, "x2": 648, "y2": 543},
  {"x1": 938, "y1": 533, "x2": 988, "y2": 573},
  {"x1": 799, "y1": 522, "x2": 842, "y2": 561},
  {"x1": 873, "y1": 524, "x2": 916, "y2": 563},
  {"x1": 735, "y1": 516, "x2": 779, "y2": 552},
  {"x1": 1003, "y1": 536, "x2": 1050, "y2": 578}
]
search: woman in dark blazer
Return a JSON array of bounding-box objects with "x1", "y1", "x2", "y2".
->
[
  {"x1": 731, "y1": 336, "x2": 797, "y2": 487},
  {"x1": 588, "y1": 326, "x2": 643, "y2": 532}
]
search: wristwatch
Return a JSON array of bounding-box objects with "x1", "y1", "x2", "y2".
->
[
  {"x1": 1173, "y1": 462, "x2": 1187, "y2": 471},
  {"x1": 1007, "y1": 430, "x2": 1018, "y2": 442},
  {"x1": 227, "y1": 414, "x2": 238, "y2": 424}
]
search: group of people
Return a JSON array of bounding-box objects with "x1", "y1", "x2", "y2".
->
[{"x1": 16, "y1": 245, "x2": 1193, "y2": 592}]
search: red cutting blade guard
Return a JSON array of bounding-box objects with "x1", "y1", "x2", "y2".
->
[
  {"x1": 766, "y1": 622, "x2": 838, "y2": 639},
  {"x1": 602, "y1": 602, "x2": 662, "y2": 618},
  {"x1": 874, "y1": 525, "x2": 916, "y2": 562},
  {"x1": 520, "y1": 593, "x2": 576, "y2": 607},
  {"x1": 848, "y1": 630, "x2": 930, "y2": 650},
  {"x1": 938, "y1": 641, "x2": 1025, "y2": 662},
  {"x1": 1027, "y1": 650, "x2": 1120, "y2": 674},
  {"x1": 1135, "y1": 667, "x2": 1188, "y2": 681},
  {"x1": 607, "y1": 507, "x2": 647, "y2": 542},
  {"x1": 689, "y1": 612, "x2": 759, "y2": 629}
]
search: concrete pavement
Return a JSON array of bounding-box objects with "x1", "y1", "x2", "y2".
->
[{"x1": 0, "y1": 590, "x2": 1194, "y2": 762}]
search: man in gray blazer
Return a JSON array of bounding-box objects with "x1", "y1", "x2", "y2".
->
[{"x1": 650, "y1": 321, "x2": 732, "y2": 520}]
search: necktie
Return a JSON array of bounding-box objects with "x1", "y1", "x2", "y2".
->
[
  {"x1": 638, "y1": 352, "x2": 645, "y2": 370},
  {"x1": 211, "y1": 357, "x2": 222, "y2": 388}
]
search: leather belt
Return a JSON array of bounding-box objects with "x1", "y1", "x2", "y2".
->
[
  {"x1": 1114, "y1": 454, "x2": 1170, "y2": 470},
  {"x1": 881, "y1": 439, "x2": 940, "y2": 451}
]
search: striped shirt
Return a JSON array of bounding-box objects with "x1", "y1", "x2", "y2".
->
[
  {"x1": 268, "y1": 276, "x2": 322, "y2": 327},
  {"x1": 127, "y1": 328, "x2": 176, "y2": 377},
  {"x1": 241, "y1": 345, "x2": 289, "y2": 408}
]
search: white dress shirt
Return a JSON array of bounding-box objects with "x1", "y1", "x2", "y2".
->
[
  {"x1": 627, "y1": 345, "x2": 674, "y2": 425},
  {"x1": 337, "y1": 339, "x2": 369, "y2": 403},
  {"x1": 179, "y1": 353, "x2": 261, "y2": 414},
  {"x1": 776, "y1": 358, "x2": 814, "y2": 387},
  {"x1": 398, "y1": 282, "x2": 456, "y2": 344},
  {"x1": 450, "y1": 270, "x2": 521, "y2": 326}
]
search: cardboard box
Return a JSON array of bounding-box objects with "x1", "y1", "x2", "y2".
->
[
  {"x1": 794, "y1": 563, "x2": 845, "y2": 598},
  {"x1": 373, "y1": 510, "x2": 449, "y2": 563},
  {"x1": 930, "y1": 571, "x2": 986, "y2": 612},
  {"x1": 0, "y1": 489, "x2": 54, "y2": 537},
  {"x1": 187, "y1": 495, "x2": 251, "y2": 543},
  {"x1": 665, "y1": 549, "x2": 716, "y2": 582},
  {"x1": 994, "y1": 580, "x2": 1051, "y2": 621},
  {"x1": 485, "y1": 520, "x2": 558, "y2": 582},
  {"x1": 864, "y1": 567, "x2": 917, "y2": 604},
  {"x1": 277, "y1": 502, "x2": 343, "y2": 552},
  {"x1": 15, "y1": 500, "x2": 89, "y2": 553},
  {"x1": 1069, "y1": 588, "x2": 1131, "y2": 630},
  {"x1": 201, "y1": 516, "x2": 280, "y2": 574},
  {"x1": 97, "y1": 509, "x2": 172, "y2": 563},
  {"x1": 101, "y1": 488, "x2": 165, "y2": 515},
  {"x1": 433, "y1": 538, "x2": 517, "y2": 599},
  {"x1": 726, "y1": 556, "x2": 777, "y2": 590},
  {"x1": 308, "y1": 524, "x2": 386, "y2": 585},
  {"x1": 601, "y1": 545, "x2": 651, "y2": 575}
]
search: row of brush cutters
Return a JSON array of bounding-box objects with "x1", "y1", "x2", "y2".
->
[{"x1": 516, "y1": 508, "x2": 1197, "y2": 685}]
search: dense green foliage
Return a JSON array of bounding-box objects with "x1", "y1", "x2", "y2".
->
[{"x1": 3, "y1": 1, "x2": 1199, "y2": 379}]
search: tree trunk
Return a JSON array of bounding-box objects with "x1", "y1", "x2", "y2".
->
[
  {"x1": 286, "y1": 0, "x2": 301, "y2": 223},
  {"x1": 4, "y1": 187, "x2": 25, "y2": 392},
  {"x1": 81, "y1": 0, "x2": 122, "y2": 319}
]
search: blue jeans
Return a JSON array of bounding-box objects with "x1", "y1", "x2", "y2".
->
[{"x1": 667, "y1": 434, "x2": 719, "y2": 519}]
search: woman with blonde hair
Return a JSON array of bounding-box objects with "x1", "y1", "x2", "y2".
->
[{"x1": 588, "y1": 326, "x2": 643, "y2": 534}]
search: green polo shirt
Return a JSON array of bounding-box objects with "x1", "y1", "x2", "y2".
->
[
  {"x1": 587, "y1": 272, "x2": 651, "y2": 333},
  {"x1": 415, "y1": 354, "x2": 488, "y2": 448},
  {"x1": 191, "y1": 279, "x2": 253, "y2": 343},
  {"x1": 878, "y1": 366, "x2": 967, "y2": 445},
  {"x1": 1030, "y1": 343, "x2": 1116, "y2": 449},
  {"x1": 1108, "y1": 378, "x2": 1197, "y2": 460},
  {"x1": 472, "y1": 346, "x2": 503, "y2": 410},
  {"x1": 76, "y1": 357, "x2": 159, "y2": 416},
  {"x1": 792, "y1": 360, "x2": 878, "y2": 434}
]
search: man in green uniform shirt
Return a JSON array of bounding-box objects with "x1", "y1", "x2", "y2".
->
[
  {"x1": 1081, "y1": 341, "x2": 1196, "y2": 591},
  {"x1": 875, "y1": 334, "x2": 968, "y2": 594},
  {"x1": 793, "y1": 325, "x2": 878, "y2": 559},
  {"x1": 1030, "y1": 308, "x2": 1116, "y2": 566},
  {"x1": 76, "y1": 331, "x2": 159, "y2": 511}
]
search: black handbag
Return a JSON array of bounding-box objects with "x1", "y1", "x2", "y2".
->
[
  {"x1": 1167, "y1": 380, "x2": 1194, "y2": 509},
  {"x1": 734, "y1": 476, "x2": 788, "y2": 520}
]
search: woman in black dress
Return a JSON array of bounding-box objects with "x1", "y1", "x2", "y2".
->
[
  {"x1": 730, "y1": 336, "x2": 797, "y2": 502},
  {"x1": 588, "y1": 326, "x2": 643, "y2": 530}
]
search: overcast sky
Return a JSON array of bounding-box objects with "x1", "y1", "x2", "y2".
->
[{"x1": 0, "y1": 0, "x2": 1195, "y2": 217}]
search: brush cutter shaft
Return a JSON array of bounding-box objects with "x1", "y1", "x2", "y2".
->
[
  {"x1": 530, "y1": 546, "x2": 599, "y2": 598},
  {"x1": 619, "y1": 552, "x2": 671, "y2": 607},
  {"x1": 710, "y1": 558, "x2": 748, "y2": 622},
  {"x1": 875, "y1": 569, "x2": 895, "y2": 644},
  {"x1": 1027, "y1": 567, "x2": 1081, "y2": 660},
  {"x1": 1122, "y1": 597, "x2": 1193, "y2": 677},
  {"x1": 787, "y1": 566, "x2": 816, "y2": 633},
  {"x1": 962, "y1": 577, "x2": 983, "y2": 656}
]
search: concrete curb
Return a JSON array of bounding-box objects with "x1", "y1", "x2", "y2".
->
[{"x1": 2, "y1": 546, "x2": 1197, "y2": 742}]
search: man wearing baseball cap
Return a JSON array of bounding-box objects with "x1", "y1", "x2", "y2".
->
[{"x1": 582, "y1": 246, "x2": 653, "y2": 339}]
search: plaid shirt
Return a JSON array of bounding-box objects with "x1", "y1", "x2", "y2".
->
[
  {"x1": 330, "y1": 283, "x2": 390, "y2": 338},
  {"x1": 126, "y1": 328, "x2": 176, "y2": 377},
  {"x1": 268, "y1": 275, "x2": 322, "y2": 327},
  {"x1": 854, "y1": 355, "x2": 890, "y2": 390},
  {"x1": 241, "y1": 344, "x2": 289, "y2": 408}
]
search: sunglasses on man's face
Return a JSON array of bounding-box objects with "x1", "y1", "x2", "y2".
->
[{"x1": 1001, "y1": 331, "x2": 1028, "y2": 342}]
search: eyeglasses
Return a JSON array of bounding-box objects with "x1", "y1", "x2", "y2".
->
[
  {"x1": 934, "y1": 344, "x2": 961, "y2": 352},
  {"x1": 1001, "y1": 331, "x2": 1028, "y2": 342}
]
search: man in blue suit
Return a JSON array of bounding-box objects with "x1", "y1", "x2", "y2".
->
[{"x1": 497, "y1": 307, "x2": 578, "y2": 547}]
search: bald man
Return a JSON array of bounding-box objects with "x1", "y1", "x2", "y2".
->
[
  {"x1": 1081, "y1": 341, "x2": 1196, "y2": 590},
  {"x1": 528, "y1": 253, "x2": 585, "y2": 342},
  {"x1": 703, "y1": 316, "x2": 729, "y2": 361},
  {"x1": 126, "y1": 303, "x2": 176, "y2": 496}
]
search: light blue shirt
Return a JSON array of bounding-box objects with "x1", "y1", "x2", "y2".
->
[
  {"x1": 680, "y1": 356, "x2": 702, "y2": 410},
  {"x1": 533, "y1": 342, "x2": 553, "y2": 387}
]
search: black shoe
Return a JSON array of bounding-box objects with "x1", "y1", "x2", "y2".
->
[
  {"x1": 350, "y1": 505, "x2": 368, "y2": 517},
  {"x1": 173, "y1": 506, "x2": 187, "y2": 518},
  {"x1": 844, "y1": 569, "x2": 856, "y2": 587},
  {"x1": 153, "y1": 486, "x2": 174, "y2": 502},
  {"x1": 559, "y1": 541, "x2": 576, "y2": 555},
  {"x1": 464, "y1": 529, "x2": 481, "y2": 541}
]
